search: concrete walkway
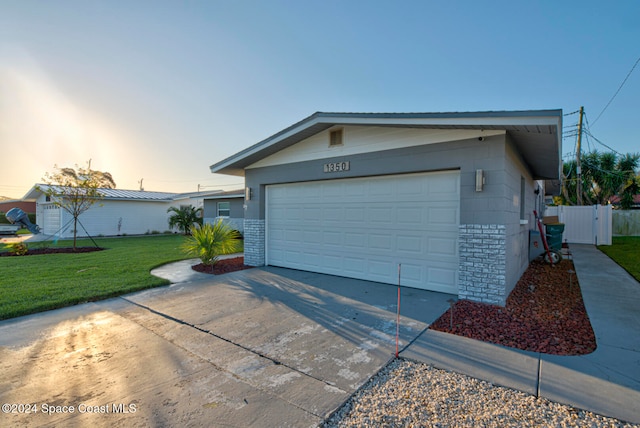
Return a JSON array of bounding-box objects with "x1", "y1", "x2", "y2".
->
[
  {"x1": 401, "y1": 244, "x2": 640, "y2": 424},
  {"x1": 0, "y1": 233, "x2": 51, "y2": 244}
]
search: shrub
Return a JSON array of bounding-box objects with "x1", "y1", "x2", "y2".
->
[
  {"x1": 5, "y1": 242, "x2": 28, "y2": 256},
  {"x1": 167, "y1": 205, "x2": 202, "y2": 235},
  {"x1": 181, "y1": 220, "x2": 241, "y2": 267}
]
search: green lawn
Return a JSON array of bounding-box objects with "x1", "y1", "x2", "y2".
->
[
  {"x1": 0, "y1": 235, "x2": 191, "y2": 320},
  {"x1": 598, "y1": 236, "x2": 640, "y2": 282}
]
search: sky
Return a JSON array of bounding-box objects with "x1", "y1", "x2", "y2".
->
[{"x1": 0, "y1": 0, "x2": 638, "y2": 199}]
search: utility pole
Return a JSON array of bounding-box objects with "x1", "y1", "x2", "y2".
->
[
  {"x1": 576, "y1": 106, "x2": 584, "y2": 205},
  {"x1": 138, "y1": 178, "x2": 144, "y2": 191}
]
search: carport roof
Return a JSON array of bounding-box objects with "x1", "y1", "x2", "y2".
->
[{"x1": 210, "y1": 110, "x2": 563, "y2": 180}]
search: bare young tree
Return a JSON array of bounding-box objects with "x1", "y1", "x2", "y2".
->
[{"x1": 38, "y1": 160, "x2": 116, "y2": 249}]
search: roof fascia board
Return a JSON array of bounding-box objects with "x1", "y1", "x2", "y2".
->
[
  {"x1": 201, "y1": 193, "x2": 244, "y2": 200},
  {"x1": 325, "y1": 115, "x2": 561, "y2": 128}
]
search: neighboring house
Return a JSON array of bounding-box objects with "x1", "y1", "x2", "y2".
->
[
  {"x1": 0, "y1": 200, "x2": 36, "y2": 217},
  {"x1": 210, "y1": 110, "x2": 562, "y2": 306},
  {"x1": 202, "y1": 189, "x2": 245, "y2": 233},
  {"x1": 609, "y1": 194, "x2": 640, "y2": 209},
  {"x1": 22, "y1": 186, "x2": 210, "y2": 238}
]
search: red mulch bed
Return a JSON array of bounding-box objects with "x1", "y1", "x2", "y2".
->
[
  {"x1": 191, "y1": 257, "x2": 254, "y2": 275},
  {"x1": 0, "y1": 247, "x2": 104, "y2": 256},
  {"x1": 430, "y1": 259, "x2": 596, "y2": 356}
]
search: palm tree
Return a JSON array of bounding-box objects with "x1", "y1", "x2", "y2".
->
[
  {"x1": 167, "y1": 205, "x2": 202, "y2": 235},
  {"x1": 561, "y1": 151, "x2": 639, "y2": 206},
  {"x1": 181, "y1": 220, "x2": 242, "y2": 268}
]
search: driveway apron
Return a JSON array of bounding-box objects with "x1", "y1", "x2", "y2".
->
[{"x1": 0, "y1": 266, "x2": 453, "y2": 427}]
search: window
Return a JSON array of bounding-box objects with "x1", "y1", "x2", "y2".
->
[
  {"x1": 217, "y1": 201, "x2": 230, "y2": 217},
  {"x1": 329, "y1": 128, "x2": 343, "y2": 147}
]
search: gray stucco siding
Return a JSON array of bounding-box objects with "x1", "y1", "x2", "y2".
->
[
  {"x1": 203, "y1": 198, "x2": 244, "y2": 219},
  {"x1": 502, "y1": 135, "x2": 538, "y2": 300},
  {"x1": 244, "y1": 133, "x2": 509, "y2": 222},
  {"x1": 242, "y1": 130, "x2": 540, "y2": 305},
  {"x1": 203, "y1": 197, "x2": 245, "y2": 233},
  {"x1": 228, "y1": 198, "x2": 245, "y2": 218},
  {"x1": 211, "y1": 112, "x2": 561, "y2": 304}
]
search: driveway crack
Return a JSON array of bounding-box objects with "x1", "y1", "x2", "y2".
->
[{"x1": 119, "y1": 297, "x2": 347, "y2": 406}]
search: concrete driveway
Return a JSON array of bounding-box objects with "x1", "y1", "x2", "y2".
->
[{"x1": 0, "y1": 267, "x2": 453, "y2": 427}]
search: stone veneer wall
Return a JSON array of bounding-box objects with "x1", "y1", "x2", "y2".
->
[
  {"x1": 243, "y1": 219, "x2": 265, "y2": 266},
  {"x1": 458, "y1": 224, "x2": 507, "y2": 305}
]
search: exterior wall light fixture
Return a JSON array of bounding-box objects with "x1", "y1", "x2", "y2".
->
[{"x1": 475, "y1": 169, "x2": 485, "y2": 192}]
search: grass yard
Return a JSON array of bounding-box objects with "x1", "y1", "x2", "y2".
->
[
  {"x1": 0, "y1": 235, "x2": 191, "y2": 320},
  {"x1": 598, "y1": 236, "x2": 640, "y2": 282}
]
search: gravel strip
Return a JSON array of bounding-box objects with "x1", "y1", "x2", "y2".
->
[{"x1": 323, "y1": 359, "x2": 639, "y2": 428}]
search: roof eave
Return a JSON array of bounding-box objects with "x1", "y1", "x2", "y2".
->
[{"x1": 210, "y1": 110, "x2": 563, "y2": 179}]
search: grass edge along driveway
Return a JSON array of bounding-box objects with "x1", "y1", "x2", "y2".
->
[
  {"x1": 0, "y1": 235, "x2": 190, "y2": 321},
  {"x1": 1, "y1": 234, "x2": 637, "y2": 322},
  {"x1": 598, "y1": 236, "x2": 640, "y2": 283}
]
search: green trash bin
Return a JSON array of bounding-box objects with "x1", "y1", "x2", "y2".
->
[{"x1": 545, "y1": 223, "x2": 565, "y2": 251}]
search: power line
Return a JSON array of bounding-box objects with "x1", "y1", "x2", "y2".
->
[
  {"x1": 592, "y1": 55, "x2": 640, "y2": 126},
  {"x1": 582, "y1": 128, "x2": 624, "y2": 156},
  {"x1": 581, "y1": 112, "x2": 628, "y2": 156}
]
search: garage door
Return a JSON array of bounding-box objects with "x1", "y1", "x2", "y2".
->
[
  {"x1": 42, "y1": 205, "x2": 61, "y2": 235},
  {"x1": 266, "y1": 171, "x2": 460, "y2": 293}
]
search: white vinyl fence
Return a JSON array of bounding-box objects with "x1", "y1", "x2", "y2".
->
[
  {"x1": 544, "y1": 205, "x2": 612, "y2": 245},
  {"x1": 613, "y1": 210, "x2": 640, "y2": 236}
]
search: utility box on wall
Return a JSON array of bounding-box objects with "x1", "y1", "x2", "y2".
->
[{"x1": 529, "y1": 229, "x2": 542, "y2": 262}]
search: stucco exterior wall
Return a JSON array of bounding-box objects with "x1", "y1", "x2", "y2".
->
[
  {"x1": 240, "y1": 127, "x2": 539, "y2": 305},
  {"x1": 35, "y1": 194, "x2": 176, "y2": 237},
  {"x1": 203, "y1": 198, "x2": 244, "y2": 219},
  {"x1": 244, "y1": 132, "x2": 508, "y2": 222},
  {"x1": 503, "y1": 135, "x2": 539, "y2": 300},
  {"x1": 203, "y1": 198, "x2": 245, "y2": 233}
]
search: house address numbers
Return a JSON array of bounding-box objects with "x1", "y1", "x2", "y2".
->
[{"x1": 323, "y1": 161, "x2": 350, "y2": 173}]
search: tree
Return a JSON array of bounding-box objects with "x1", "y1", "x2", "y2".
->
[
  {"x1": 167, "y1": 205, "x2": 202, "y2": 235},
  {"x1": 181, "y1": 220, "x2": 241, "y2": 269},
  {"x1": 560, "y1": 150, "x2": 639, "y2": 207},
  {"x1": 38, "y1": 160, "x2": 116, "y2": 249},
  {"x1": 620, "y1": 175, "x2": 640, "y2": 210}
]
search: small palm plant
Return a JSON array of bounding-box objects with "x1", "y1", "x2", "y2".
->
[
  {"x1": 181, "y1": 220, "x2": 242, "y2": 268},
  {"x1": 167, "y1": 205, "x2": 202, "y2": 235}
]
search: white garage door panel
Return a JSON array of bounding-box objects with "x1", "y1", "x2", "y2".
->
[
  {"x1": 266, "y1": 171, "x2": 460, "y2": 293},
  {"x1": 43, "y1": 205, "x2": 61, "y2": 235}
]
